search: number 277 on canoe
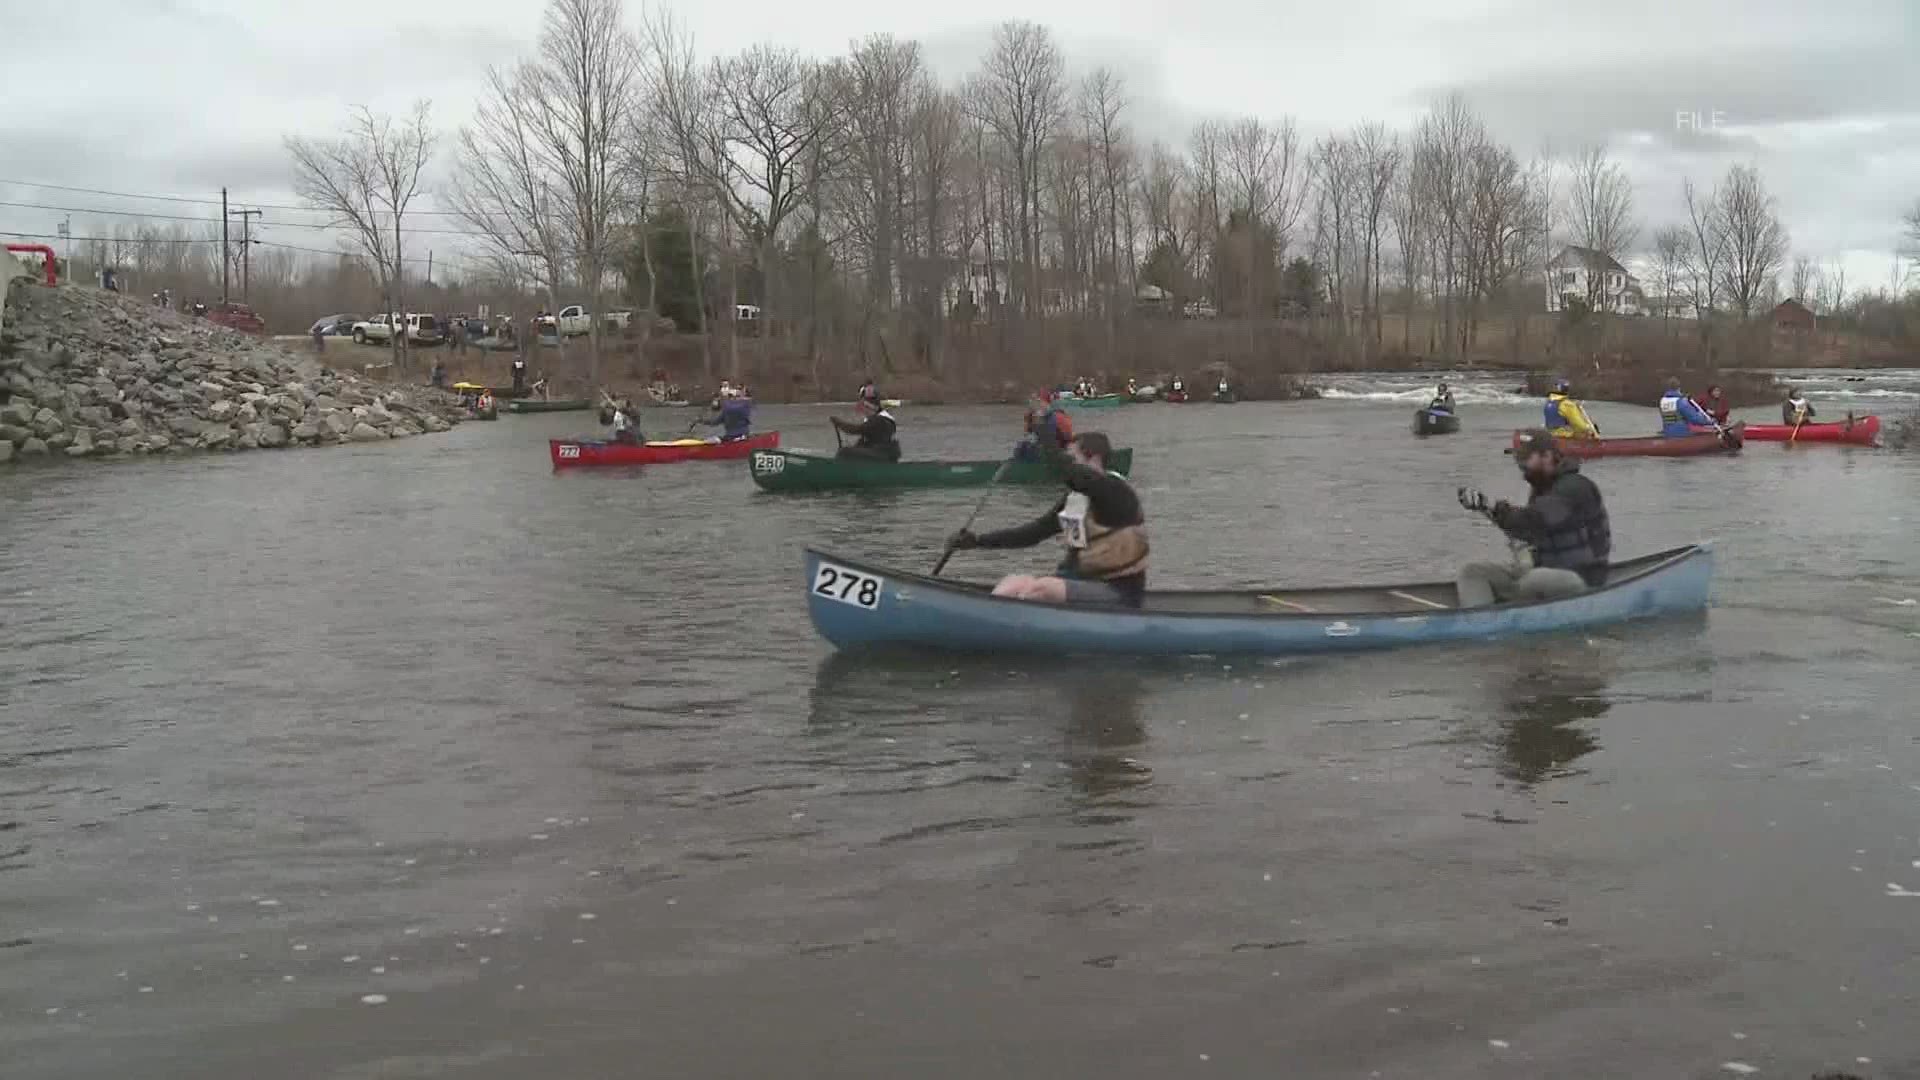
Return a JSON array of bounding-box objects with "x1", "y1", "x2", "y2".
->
[{"x1": 812, "y1": 562, "x2": 882, "y2": 610}]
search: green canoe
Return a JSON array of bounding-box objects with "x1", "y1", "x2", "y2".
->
[
  {"x1": 506, "y1": 398, "x2": 593, "y2": 414},
  {"x1": 1059, "y1": 393, "x2": 1127, "y2": 410},
  {"x1": 749, "y1": 447, "x2": 1135, "y2": 493}
]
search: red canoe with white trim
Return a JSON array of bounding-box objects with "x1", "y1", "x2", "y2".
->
[
  {"x1": 1515, "y1": 423, "x2": 1743, "y2": 459},
  {"x1": 1728, "y1": 415, "x2": 1879, "y2": 445},
  {"x1": 550, "y1": 431, "x2": 780, "y2": 467}
]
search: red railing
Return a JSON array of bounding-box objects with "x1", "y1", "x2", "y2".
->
[{"x1": 5, "y1": 244, "x2": 58, "y2": 285}]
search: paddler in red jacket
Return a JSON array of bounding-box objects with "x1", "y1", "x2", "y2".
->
[{"x1": 1694, "y1": 384, "x2": 1730, "y2": 425}]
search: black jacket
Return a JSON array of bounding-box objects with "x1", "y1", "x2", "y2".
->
[
  {"x1": 975, "y1": 464, "x2": 1147, "y2": 601},
  {"x1": 1491, "y1": 467, "x2": 1612, "y2": 586}
]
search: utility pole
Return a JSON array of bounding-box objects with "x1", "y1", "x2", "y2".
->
[
  {"x1": 426, "y1": 249, "x2": 433, "y2": 286},
  {"x1": 220, "y1": 187, "x2": 230, "y2": 302},
  {"x1": 229, "y1": 208, "x2": 262, "y2": 300}
]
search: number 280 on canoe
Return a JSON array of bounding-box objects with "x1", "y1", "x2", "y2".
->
[
  {"x1": 812, "y1": 561, "x2": 882, "y2": 610},
  {"x1": 752, "y1": 451, "x2": 784, "y2": 474}
]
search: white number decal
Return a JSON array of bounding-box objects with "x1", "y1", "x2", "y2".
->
[
  {"x1": 557, "y1": 444, "x2": 581, "y2": 459},
  {"x1": 812, "y1": 562, "x2": 883, "y2": 610},
  {"x1": 752, "y1": 451, "x2": 785, "y2": 474},
  {"x1": 1323, "y1": 621, "x2": 1359, "y2": 638}
]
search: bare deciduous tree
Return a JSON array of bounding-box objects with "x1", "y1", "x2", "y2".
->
[
  {"x1": 1681, "y1": 178, "x2": 1723, "y2": 319},
  {"x1": 1713, "y1": 163, "x2": 1789, "y2": 318},
  {"x1": 966, "y1": 20, "x2": 1067, "y2": 316},
  {"x1": 1650, "y1": 224, "x2": 1689, "y2": 330},
  {"x1": 286, "y1": 101, "x2": 435, "y2": 370},
  {"x1": 1790, "y1": 253, "x2": 1818, "y2": 303},
  {"x1": 1565, "y1": 144, "x2": 1638, "y2": 311}
]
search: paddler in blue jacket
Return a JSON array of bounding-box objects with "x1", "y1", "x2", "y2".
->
[
  {"x1": 704, "y1": 385, "x2": 754, "y2": 441},
  {"x1": 1657, "y1": 377, "x2": 1718, "y2": 436}
]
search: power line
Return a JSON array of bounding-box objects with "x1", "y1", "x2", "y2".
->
[
  {"x1": 0, "y1": 198, "x2": 488, "y2": 237},
  {"x1": 3, "y1": 229, "x2": 482, "y2": 269},
  {"x1": 0, "y1": 177, "x2": 488, "y2": 219}
]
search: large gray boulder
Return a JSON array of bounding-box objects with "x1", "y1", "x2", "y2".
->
[
  {"x1": 0, "y1": 402, "x2": 33, "y2": 427},
  {"x1": 0, "y1": 441, "x2": 13, "y2": 464},
  {"x1": 258, "y1": 423, "x2": 290, "y2": 448},
  {"x1": 0, "y1": 423, "x2": 30, "y2": 446},
  {"x1": 19, "y1": 436, "x2": 48, "y2": 456},
  {"x1": 349, "y1": 422, "x2": 387, "y2": 442},
  {"x1": 321, "y1": 410, "x2": 353, "y2": 438},
  {"x1": 31, "y1": 408, "x2": 64, "y2": 437},
  {"x1": 290, "y1": 420, "x2": 321, "y2": 443}
]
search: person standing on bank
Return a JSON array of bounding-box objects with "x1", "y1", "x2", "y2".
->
[
  {"x1": 1454, "y1": 429, "x2": 1612, "y2": 607},
  {"x1": 948, "y1": 432, "x2": 1149, "y2": 607}
]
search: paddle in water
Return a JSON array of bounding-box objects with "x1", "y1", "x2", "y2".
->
[{"x1": 931, "y1": 457, "x2": 1018, "y2": 577}]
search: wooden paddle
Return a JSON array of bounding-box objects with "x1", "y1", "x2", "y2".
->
[
  {"x1": 931, "y1": 456, "x2": 1018, "y2": 577},
  {"x1": 1789, "y1": 412, "x2": 1807, "y2": 444}
]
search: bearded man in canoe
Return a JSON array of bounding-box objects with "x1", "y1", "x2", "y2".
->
[
  {"x1": 831, "y1": 386, "x2": 902, "y2": 462},
  {"x1": 1455, "y1": 429, "x2": 1612, "y2": 607},
  {"x1": 1658, "y1": 378, "x2": 1719, "y2": 436},
  {"x1": 1013, "y1": 391, "x2": 1074, "y2": 463},
  {"x1": 949, "y1": 432, "x2": 1149, "y2": 607},
  {"x1": 1543, "y1": 377, "x2": 1599, "y2": 438}
]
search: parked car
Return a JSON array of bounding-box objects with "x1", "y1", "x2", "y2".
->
[
  {"x1": 353, "y1": 312, "x2": 444, "y2": 346},
  {"x1": 207, "y1": 301, "x2": 267, "y2": 335},
  {"x1": 308, "y1": 313, "x2": 363, "y2": 337},
  {"x1": 354, "y1": 313, "x2": 398, "y2": 344},
  {"x1": 405, "y1": 313, "x2": 443, "y2": 345},
  {"x1": 534, "y1": 305, "x2": 634, "y2": 337}
]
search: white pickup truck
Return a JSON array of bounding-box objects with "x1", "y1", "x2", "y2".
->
[
  {"x1": 354, "y1": 313, "x2": 444, "y2": 346},
  {"x1": 538, "y1": 305, "x2": 633, "y2": 337}
]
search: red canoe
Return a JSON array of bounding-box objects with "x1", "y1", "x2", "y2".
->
[
  {"x1": 550, "y1": 431, "x2": 779, "y2": 468},
  {"x1": 1514, "y1": 423, "x2": 1743, "y2": 459},
  {"x1": 1728, "y1": 415, "x2": 1879, "y2": 446}
]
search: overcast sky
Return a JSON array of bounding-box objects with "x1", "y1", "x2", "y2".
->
[{"x1": 3, "y1": 0, "x2": 1915, "y2": 293}]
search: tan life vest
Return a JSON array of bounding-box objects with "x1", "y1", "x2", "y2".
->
[{"x1": 1057, "y1": 486, "x2": 1150, "y2": 580}]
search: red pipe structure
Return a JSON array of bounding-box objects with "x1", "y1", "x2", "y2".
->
[{"x1": 5, "y1": 244, "x2": 58, "y2": 285}]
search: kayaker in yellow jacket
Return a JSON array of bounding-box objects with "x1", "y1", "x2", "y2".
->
[{"x1": 1543, "y1": 378, "x2": 1599, "y2": 438}]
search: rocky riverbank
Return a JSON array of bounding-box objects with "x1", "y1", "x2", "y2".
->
[{"x1": 0, "y1": 283, "x2": 466, "y2": 464}]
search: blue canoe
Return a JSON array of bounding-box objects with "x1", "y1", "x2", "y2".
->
[{"x1": 805, "y1": 544, "x2": 1712, "y2": 656}]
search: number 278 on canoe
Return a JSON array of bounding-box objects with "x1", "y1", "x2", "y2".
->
[{"x1": 812, "y1": 562, "x2": 882, "y2": 610}]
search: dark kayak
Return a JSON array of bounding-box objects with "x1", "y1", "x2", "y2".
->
[
  {"x1": 750, "y1": 447, "x2": 1135, "y2": 492},
  {"x1": 1414, "y1": 408, "x2": 1459, "y2": 436}
]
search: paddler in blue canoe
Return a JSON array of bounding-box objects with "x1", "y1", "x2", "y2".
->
[
  {"x1": 703, "y1": 384, "x2": 754, "y2": 442},
  {"x1": 1657, "y1": 377, "x2": 1718, "y2": 436},
  {"x1": 948, "y1": 432, "x2": 1148, "y2": 607}
]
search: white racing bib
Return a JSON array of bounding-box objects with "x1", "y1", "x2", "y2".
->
[
  {"x1": 1058, "y1": 492, "x2": 1091, "y2": 549},
  {"x1": 1658, "y1": 396, "x2": 1681, "y2": 421}
]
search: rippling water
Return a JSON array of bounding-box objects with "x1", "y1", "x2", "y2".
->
[{"x1": 3, "y1": 390, "x2": 1918, "y2": 1078}]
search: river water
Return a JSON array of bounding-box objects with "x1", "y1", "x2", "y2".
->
[{"x1": 3, "y1": 378, "x2": 1918, "y2": 1079}]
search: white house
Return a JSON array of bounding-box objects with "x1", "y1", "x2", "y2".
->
[{"x1": 1546, "y1": 245, "x2": 1644, "y2": 316}]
